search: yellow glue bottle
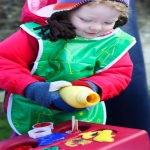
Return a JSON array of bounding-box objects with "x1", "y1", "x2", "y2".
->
[{"x1": 59, "y1": 86, "x2": 100, "y2": 108}]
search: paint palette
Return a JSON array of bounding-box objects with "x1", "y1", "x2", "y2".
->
[{"x1": 0, "y1": 121, "x2": 150, "y2": 150}]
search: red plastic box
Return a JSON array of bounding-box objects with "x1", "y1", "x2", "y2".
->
[{"x1": 0, "y1": 121, "x2": 150, "y2": 150}]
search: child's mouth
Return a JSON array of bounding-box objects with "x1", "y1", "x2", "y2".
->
[{"x1": 86, "y1": 32, "x2": 98, "y2": 34}]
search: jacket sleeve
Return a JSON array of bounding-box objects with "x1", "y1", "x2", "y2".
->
[
  {"x1": 81, "y1": 52, "x2": 133, "y2": 101},
  {"x1": 0, "y1": 29, "x2": 41, "y2": 96}
]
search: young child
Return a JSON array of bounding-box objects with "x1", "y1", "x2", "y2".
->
[{"x1": 0, "y1": 0, "x2": 136, "y2": 135}]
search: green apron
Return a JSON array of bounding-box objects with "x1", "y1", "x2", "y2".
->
[{"x1": 7, "y1": 22, "x2": 136, "y2": 135}]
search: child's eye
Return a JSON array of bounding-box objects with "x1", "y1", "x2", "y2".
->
[
  {"x1": 104, "y1": 22, "x2": 113, "y2": 25},
  {"x1": 80, "y1": 18, "x2": 92, "y2": 22}
]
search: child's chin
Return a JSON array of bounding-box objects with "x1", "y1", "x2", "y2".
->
[
  {"x1": 84, "y1": 35, "x2": 97, "y2": 39},
  {"x1": 77, "y1": 32, "x2": 98, "y2": 39},
  {"x1": 84, "y1": 33, "x2": 98, "y2": 39}
]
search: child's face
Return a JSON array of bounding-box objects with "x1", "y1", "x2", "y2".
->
[{"x1": 69, "y1": 3, "x2": 120, "y2": 39}]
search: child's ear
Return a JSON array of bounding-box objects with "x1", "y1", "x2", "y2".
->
[{"x1": 113, "y1": 16, "x2": 128, "y2": 29}]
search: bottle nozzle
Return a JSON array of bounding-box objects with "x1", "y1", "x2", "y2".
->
[{"x1": 78, "y1": 91, "x2": 100, "y2": 107}]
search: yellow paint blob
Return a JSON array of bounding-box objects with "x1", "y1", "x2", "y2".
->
[
  {"x1": 79, "y1": 131, "x2": 97, "y2": 139},
  {"x1": 80, "y1": 130, "x2": 115, "y2": 142},
  {"x1": 93, "y1": 130, "x2": 115, "y2": 142}
]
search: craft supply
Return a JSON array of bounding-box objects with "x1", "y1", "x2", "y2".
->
[
  {"x1": 32, "y1": 122, "x2": 54, "y2": 130},
  {"x1": 14, "y1": 146, "x2": 33, "y2": 150},
  {"x1": 28, "y1": 126, "x2": 52, "y2": 139},
  {"x1": 59, "y1": 86, "x2": 100, "y2": 108},
  {"x1": 75, "y1": 120, "x2": 78, "y2": 131},
  {"x1": 38, "y1": 133, "x2": 68, "y2": 146},
  {"x1": 72, "y1": 116, "x2": 75, "y2": 132},
  {"x1": 71, "y1": 116, "x2": 79, "y2": 133}
]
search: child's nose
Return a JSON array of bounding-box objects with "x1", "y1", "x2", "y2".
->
[{"x1": 90, "y1": 24, "x2": 102, "y2": 30}]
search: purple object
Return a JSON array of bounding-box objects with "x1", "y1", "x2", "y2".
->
[{"x1": 10, "y1": 131, "x2": 18, "y2": 138}]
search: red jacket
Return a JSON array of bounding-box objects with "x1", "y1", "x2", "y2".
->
[{"x1": 0, "y1": 0, "x2": 133, "y2": 110}]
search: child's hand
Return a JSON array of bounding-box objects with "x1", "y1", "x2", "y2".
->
[{"x1": 24, "y1": 81, "x2": 76, "y2": 113}]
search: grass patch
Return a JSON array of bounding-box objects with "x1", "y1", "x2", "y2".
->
[{"x1": 0, "y1": 103, "x2": 12, "y2": 141}]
